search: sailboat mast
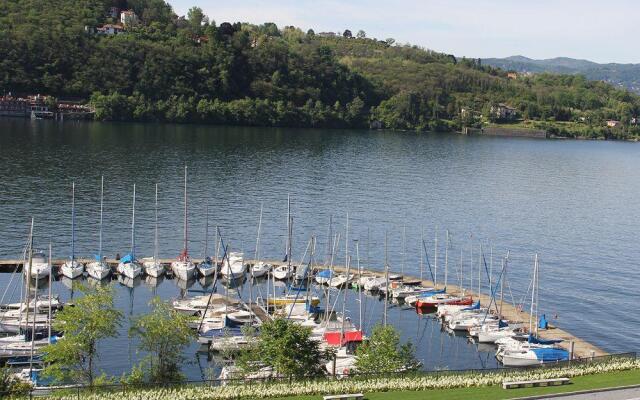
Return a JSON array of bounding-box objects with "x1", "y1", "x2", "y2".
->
[
  {"x1": 529, "y1": 255, "x2": 536, "y2": 335},
  {"x1": 434, "y1": 228, "x2": 438, "y2": 289},
  {"x1": 444, "y1": 230, "x2": 449, "y2": 288},
  {"x1": 184, "y1": 165, "x2": 188, "y2": 254},
  {"x1": 203, "y1": 204, "x2": 209, "y2": 259},
  {"x1": 345, "y1": 212, "x2": 349, "y2": 273},
  {"x1": 24, "y1": 218, "x2": 34, "y2": 333},
  {"x1": 478, "y1": 244, "x2": 482, "y2": 298},
  {"x1": 287, "y1": 194, "x2": 291, "y2": 268},
  {"x1": 154, "y1": 184, "x2": 159, "y2": 262},
  {"x1": 419, "y1": 227, "x2": 424, "y2": 281},
  {"x1": 48, "y1": 241, "x2": 52, "y2": 341},
  {"x1": 29, "y1": 271, "x2": 38, "y2": 375},
  {"x1": 99, "y1": 176, "x2": 104, "y2": 259},
  {"x1": 131, "y1": 184, "x2": 136, "y2": 259},
  {"x1": 401, "y1": 224, "x2": 406, "y2": 279},
  {"x1": 535, "y1": 254, "x2": 540, "y2": 336},
  {"x1": 340, "y1": 253, "x2": 350, "y2": 345},
  {"x1": 383, "y1": 231, "x2": 388, "y2": 327},
  {"x1": 356, "y1": 240, "x2": 362, "y2": 331},
  {"x1": 71, "y1": 181, "x2": 75, "y2": 263},
  {"x1": 499, "y1": 258, "x2": 505, "y2": 318}
]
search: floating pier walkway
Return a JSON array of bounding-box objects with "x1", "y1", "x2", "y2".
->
[{"x1": 0, "y1": 257, "x2": 606, "y2": 359}]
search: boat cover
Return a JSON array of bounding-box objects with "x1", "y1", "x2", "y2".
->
[
  {"x1": 120, "y1": 254, "x2": 133, "y2": 263},
  {"x1": 462, "y1": 301, "x2": 481, "y2": 310},
  {"x1": 528, "y1": 334, "x2": 563, "y2": 345},
  {"x1": 317, "y1": 270, "x2": 333, "y2": 278},
  {"x1": 324, "y1": 330, "x2": 363, "y2": 346},
  {"x1": 532, "y1": 348, "x2": 569, "y2": 362}
]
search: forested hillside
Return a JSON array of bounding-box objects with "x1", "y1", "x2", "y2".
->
[{"x1": 2, "y1": 0, "x2": 640, "y2": 138}]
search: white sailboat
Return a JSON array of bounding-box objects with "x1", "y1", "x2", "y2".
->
[
  {"x1": 86, "y1": 176, "x2": 111, "y2": 280},
  {"x1": 220, "y1": 251, "x2": 245, "y2": 279},
  {"x1": 499, "y1": 255, "x2": 569, "y2": 366},
  {"x1": 117, "y1": 184, "x2": 142, "y2": 279},
  {"x1": 144, "y1": 184, "x2": 165, "y2": 278},
  {"x1": 171, "y1": 166, "x2": 196, "y2": 281},
  {"x1": 60, "y1": 182, "x2": 84, "y2": 279},
  {"x1": 25, "y1": 250, "x2": 51, "y2": 280},
  {"x1": 196, "y1": 206, "x2": 215, "y2": 277},
  {"x1": 250, "y1": 204, "x2": 270, "y2": 278}
]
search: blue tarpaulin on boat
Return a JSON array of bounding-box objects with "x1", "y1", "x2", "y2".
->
[
  {"x1": 416, "y1": 288, "x2": 446, "y2": 298},
  {"x1": 462, "y1": 301, "x2": 480, "y2": 310},
  {"x1": 120, "y1": 254, "x2": 133, "y2": 263},
  {"x1": 200, "y1": 327, "x2": 243, "y2": 338},
  {"x1": 317, "y1": 270, "x2": 333, "y2": 278},
  {"x1": 528, "y1": 334, "x2": 563, "y2": 345},
  {"x1": 532, "y1": 348, "x2": 569, "y2": 362},
  {"x1": 498, "y1": 320, "x2": 508, "y2": 328},
  {"x1": 94, "y1": 254, "x2": 101, "y2": 261}
]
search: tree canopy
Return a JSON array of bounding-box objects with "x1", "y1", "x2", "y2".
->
[
  {"x1": 354, "y1": 324, "x2": 420, "y2": 374},
  {"x1": 42, "y1": 285, "x2": 122, "y2": 386},
  {"x1": 2, "y1": 0, "x2": 640, "y2": 138}
]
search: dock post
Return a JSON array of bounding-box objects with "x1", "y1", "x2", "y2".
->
[
  {"x1": 590, "y1": 350, "x2": 595, "y2": 360},
  {"x1": 569, "y1": 341, "x2": 575, "y2": 361}
]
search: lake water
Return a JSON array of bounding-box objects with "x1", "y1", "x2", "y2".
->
[{"x1": 1, "y1": 118, "x2": 639, "y2": 378}]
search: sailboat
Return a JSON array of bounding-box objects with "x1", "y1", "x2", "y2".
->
[
  {"x1": 499, "y1": 255, "x2": 569, "y2": 366},
  {"x1": 24, "y1": 250, "x2": 51, "y2": 280},
  {"x1": 87, "y1": 176, "x2": 111, "y2": 280},
  {"x1": 143, "y1": 184, "x2": 165, "y2": 278},
  {"x1": 220, "y1": 251, "x2": 246, "y2": 279},
  {"x1": 171, "y1": 166, "x2": 196, "y2": 281},
  {"x1": 196, "y1": 206, "x2": 215, "y2": 277},
  {"x1": 117, "y1": 184, "x2": 142, "y2": 279},
  {"x1": 61, "y1": 182, "x2": 84, "y2": 279}
]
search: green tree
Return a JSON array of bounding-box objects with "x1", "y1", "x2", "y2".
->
[
  {"x1": 237, "y1": 318, "x2": 329, "y2": 379},
  {"x1": 343, "y1": 29, "x2": 352, "y2": 38},
  {"x1": 354, "y1": 324, "x2": 419, "y2": 374},
  {"x1": 129, "y1": 297, "x2": 195, "y2": 383},
  {"x1": 187, "y1": 7, "x2": 206, "y2": 34},
  {"x1": 356, "y1": 30, "x2": 366, "y2": 39},
  {"x1": 43, "y1": 285, "x2": 122, "y2": 386}
]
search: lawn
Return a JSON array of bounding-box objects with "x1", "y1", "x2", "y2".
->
[{"x1": 274, "y1": 368, "x2": 640, "y2": 400}]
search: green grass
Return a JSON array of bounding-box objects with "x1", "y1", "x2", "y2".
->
[{"x1": 274, "y1": 368, "x2": 640, "y2": 400}]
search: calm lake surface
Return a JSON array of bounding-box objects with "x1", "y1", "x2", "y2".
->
[{"x1": 1, "y1": 118, "x2": 639, "y2": 378}]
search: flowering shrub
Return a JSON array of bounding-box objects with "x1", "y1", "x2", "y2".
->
[{"x1": 45, "y1": 358, "x2": 640, "y2": 400}]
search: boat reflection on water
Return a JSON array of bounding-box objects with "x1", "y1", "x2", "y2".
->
[
  {"x1": 145, "y1": 274, "x2": 165, "y2": 289},
  {"x1": 221, "y1": 275, "x2": 246, "y2": 290},
  {"x1": 175, "y1": 277, "x2": 196, "y2": 291},
  {"x1": 118, "y1": 274, "x2": 141, "y2": 289},
  {"x1": 87, "y1": 275, "x2": 111, "y2": 288},
  {"x1": 198, "y1": 275, "x2": 215, "y2": 290}
]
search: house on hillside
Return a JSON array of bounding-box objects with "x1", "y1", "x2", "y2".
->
[
  {"x1": 97, "y1": 23, "x2": 124, "y2": 35},
  {"x1": 490, "y1": 103, "x2": 517, "y2": 121},
  {"x1": 120, "y1": 10, "x2": 138, "y2": 26},
  {"x1": 606, "y1": 120, "x2": 621, "y2": 128},
  {"x1": 507, "y1": 72, "x2": 518, "y2": 80},
  {"x1": 317, "y1": 32, "x2": 337, "y2": 37},
  {"x1": 107, "y1": 7, "x2": 119, "y2": 19}
]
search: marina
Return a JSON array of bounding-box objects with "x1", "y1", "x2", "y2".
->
[{"x1": 0, "y1": 119, "x2": 638, "y2": 383}]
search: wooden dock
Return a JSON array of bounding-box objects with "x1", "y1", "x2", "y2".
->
[{"x1": 0, "y1": 257, "x2": 607, "y2": 358}]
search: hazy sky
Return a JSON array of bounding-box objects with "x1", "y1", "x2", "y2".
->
[{"x1": 170, "y1": 0, "x2": 637, "y2": 64}]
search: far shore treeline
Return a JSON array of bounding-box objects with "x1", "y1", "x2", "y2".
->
[{"x1": 3, "y1": 0, "x2": 640, "y2": 139}]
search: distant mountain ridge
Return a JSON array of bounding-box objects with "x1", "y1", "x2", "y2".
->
[{"x1": 482, "y1": 56, "x2": 640, "y2": 93}]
